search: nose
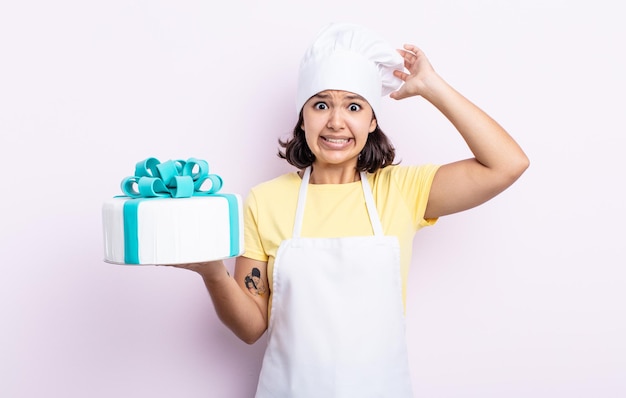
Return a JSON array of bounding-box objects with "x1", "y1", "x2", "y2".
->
[{"x1": 326, "y1": 108, "x2": 345, "y2": 130}]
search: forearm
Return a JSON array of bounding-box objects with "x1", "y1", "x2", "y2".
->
[{"x1": 191, "y1": 261, "x2": 268, "y2": 344}]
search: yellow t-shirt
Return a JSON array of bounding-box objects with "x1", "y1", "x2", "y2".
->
[{"x1": 243, "y1": 164, "x2": 440, "y2": 314}]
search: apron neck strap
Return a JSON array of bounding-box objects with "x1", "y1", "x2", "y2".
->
[
  {"x1": 292, "y1": 167, "x2": 311, "y2": 238},
  {"x1": 360, "y1": 170, "x2": 384, "y2": 236},
  {"x1": 292, "y1": 166, "x2": 384, "y2": 238}
]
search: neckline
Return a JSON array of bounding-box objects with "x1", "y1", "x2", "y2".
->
[
  {"x1": 296, "y1": 169, "x2": 361, "y2": 185},
  {"x1": 292, "y1": 166, "x2": 384, "y2": 238}
]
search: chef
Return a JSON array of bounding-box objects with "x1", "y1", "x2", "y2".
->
[{"x1": 177, "y1": 22, "x2": 529, "y2": 398}]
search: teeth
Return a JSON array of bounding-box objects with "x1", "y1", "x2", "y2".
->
[{"x1": 325, "y1": 137, "x2": 349, "y2": 144}]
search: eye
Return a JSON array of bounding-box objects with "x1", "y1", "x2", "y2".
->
[
  {"x1": 314, "y1": 102, "x2": 328, "y2": 110},
  {"x1": 348, "y1": 103, "x2": 362, "y2": 112}
]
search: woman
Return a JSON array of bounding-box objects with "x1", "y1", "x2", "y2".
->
[{"x1": 177, "y1": 22, "x2": 529, "y2": 397}]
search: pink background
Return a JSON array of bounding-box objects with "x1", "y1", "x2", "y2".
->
[{"x1": 1, "y1": 1, "x2": 624, "y2": 397}]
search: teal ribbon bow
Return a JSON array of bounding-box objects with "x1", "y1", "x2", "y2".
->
[
  {"x1": 118, "y1": 157, "x2": 240, "y2": 264},
  {"x1": 120, "y1": 157, "x2": 223, "y2": 198}
]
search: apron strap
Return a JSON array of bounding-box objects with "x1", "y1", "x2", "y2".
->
[
  {"x1": 292, "y1": 166, "x2": 311, "y2": 238},
  {"x1": 360, "y1": 171, "x2": 384, "y2": 237},
  {"x1": 293, "y1": 166, "x2": 384, "y2": 238}
]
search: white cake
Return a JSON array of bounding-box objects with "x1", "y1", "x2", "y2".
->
[
  {"x1": 102, "y1": 157, "x2": 244, "y2": 265},
  {"x1": 102, "y1": 195, "x2": 244, "y2": 265}
]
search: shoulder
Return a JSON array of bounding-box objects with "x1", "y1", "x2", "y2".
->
[
  {"x1": 246, "y1": 171, "x2": 301, "y2": 209},
  {"x1": 370, "y1": 164, "x2": 441, "y2": 228},
  {"x1": 249, "y1": 172, "x2": 301, "y2": 196},
  {"x1": 369, "y1": 164, "x2": 440, "y2": 187}
]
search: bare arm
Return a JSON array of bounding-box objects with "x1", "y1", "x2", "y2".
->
[
  {"x1": 174, "y1": 256, "x2": 269, "y2": 344},
  {"x1": 391, "y1": 45, "x2": 530, "y2": 219}
]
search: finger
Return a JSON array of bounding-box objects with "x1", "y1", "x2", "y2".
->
[
  {"x1": 398, "y1": 50, "x2": 419, "y2": 70},
  {"x1": 397, "y1": 49, "x2": 414, "y2": 60},
  {"x1": 403, "y1": 43, "x2": 421, "y2": 54},
  {"x1": 393, "y1": 69, "x2": 408, "y2": 81},
  {"x1": 389, "y1": 89, "x2": 408, "y2": 101}
]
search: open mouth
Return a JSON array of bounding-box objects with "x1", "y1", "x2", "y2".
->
[{"x1": 322, "y1": 137, "x2": 351, "y2": 144}]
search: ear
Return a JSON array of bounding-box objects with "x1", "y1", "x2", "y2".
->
[{"x1": 369, "y1": 118, "x2": 377, "y2": 133}]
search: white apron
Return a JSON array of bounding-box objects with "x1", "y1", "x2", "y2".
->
[{"x1": 255, "y1": 166, "x2": 413, "y2": 398}]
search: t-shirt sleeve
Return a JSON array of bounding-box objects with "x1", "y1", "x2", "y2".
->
[
  {"x1": 390, "y1": 164, "x2": 441, "y2": 229},
  {"x1": 242, "y1": 190, "x2": 269, "y2": 262}
]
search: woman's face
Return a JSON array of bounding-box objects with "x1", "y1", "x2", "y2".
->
[{"x1": 301, "y1": 90, "x2": 377, "y2": 170}]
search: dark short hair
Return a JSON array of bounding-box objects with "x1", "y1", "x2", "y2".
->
[{"x1": 277, "y1": 111, "x2": 397, "y2": 173}]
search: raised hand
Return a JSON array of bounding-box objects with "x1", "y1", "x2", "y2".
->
[{"x1": 390, "y1": 44, "x2": 439, "y2": 100}]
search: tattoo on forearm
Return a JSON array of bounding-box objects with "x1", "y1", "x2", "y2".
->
[{"x1": 244, "y1": 267, "x2": 266, "y2": 296}]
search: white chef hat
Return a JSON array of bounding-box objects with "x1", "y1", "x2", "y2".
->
[{"x1": 296, "y1": 22, "x2": 405, "y2": 115}]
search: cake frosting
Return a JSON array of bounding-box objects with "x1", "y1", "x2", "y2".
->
[{"x1": 102, "y1": 157, "x2": 244, "y2": 265}]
